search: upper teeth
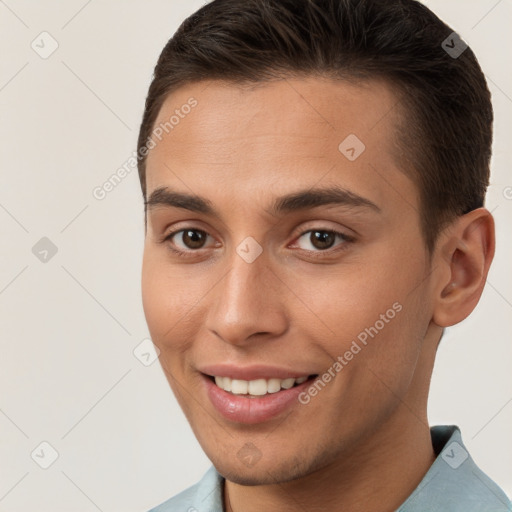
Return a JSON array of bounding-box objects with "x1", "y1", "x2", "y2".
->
[{"x1": 214, "y1": 376, "x2": 309, "y2": 396}]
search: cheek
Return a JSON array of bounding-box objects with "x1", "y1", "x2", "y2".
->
[
  {"x1": 291, "y1": 264, "x2": 400, "y2": 334},
  {"x1": 141, "y1": 255, "x2": 203, "y2": 406},
  {"x1": 297, "y1": 258, "x2": 427, "y2": 383},
  {"x1": 141, "y1": 254, "x2": 167, "y2": 340},
  {"x1": 141, "y1": 251, "x2": 196, "y2": 350}
]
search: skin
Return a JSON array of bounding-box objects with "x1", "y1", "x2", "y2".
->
[{"x1": 141, "y1": 77, "x2": 495, "y2": 512}]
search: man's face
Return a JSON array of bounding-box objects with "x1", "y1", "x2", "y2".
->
[{"x1": 141, "y1": 77, "x2": 437, "y2": 484}]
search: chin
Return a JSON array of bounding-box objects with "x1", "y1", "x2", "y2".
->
[{"x1": 213, "y1": 453, "x2": 318, "y2": 486}]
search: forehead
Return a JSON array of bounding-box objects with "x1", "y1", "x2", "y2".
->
[{"x1": 145, "y1": 76, "x2": 416, "y2": 217}]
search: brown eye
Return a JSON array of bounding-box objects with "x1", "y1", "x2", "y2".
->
[
  {"x1": 295, "y1": 229, "x2": 350, "y2": 252},
  {"x1": 163, "y1": 228, "x2": 213, "y2": 253},
  {"x1": 176, "y1": 229, "x2": 208, "y2": 249},
  {"x1": 309, "y1": 230, "x2": 336, "y2": 250}
]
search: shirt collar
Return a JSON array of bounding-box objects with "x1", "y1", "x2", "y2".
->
[{"x1": 173, "y1": 425, "x2": 511, "y2": 512}]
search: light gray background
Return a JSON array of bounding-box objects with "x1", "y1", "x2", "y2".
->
[{"x1": 0, "y1": 1, "x2": 511, "y2": 510}]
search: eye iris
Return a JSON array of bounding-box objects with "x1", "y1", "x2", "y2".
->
[
  {"x1": 183, "y1": 230, "x2": 206, "y2": 249},
  {"x1": 310, "y1": 230, "x2": 336, "y2": 250}
]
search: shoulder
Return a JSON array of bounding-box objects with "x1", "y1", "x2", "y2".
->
[
  {"x1": 398, "y1": 425, "x2": 512, "y2": 512},
  {"x1": 147, "y1": 465, "x2": 224, "y2": 512}
]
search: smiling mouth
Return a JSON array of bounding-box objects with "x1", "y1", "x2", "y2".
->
[{"x1": 207, "y1": 374, "x2": 318, "y2": 397}]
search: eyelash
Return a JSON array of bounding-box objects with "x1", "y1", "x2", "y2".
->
[{"x1": 161, "y1": 227, "x2": 355, "y2": 260}]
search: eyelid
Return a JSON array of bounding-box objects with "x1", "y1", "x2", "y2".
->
[
  {"x1": 159, "y1": 219, "x2": 217, "y2": 243},
  {"x1": 292, "y1": 223, "x2": 355, "y2": 241}
]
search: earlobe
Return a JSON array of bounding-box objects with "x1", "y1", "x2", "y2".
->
[{"x1": 433, "y1": 208, "x2": 495, "y2": 328}]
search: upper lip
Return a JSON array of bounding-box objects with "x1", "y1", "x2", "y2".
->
[{"x1": 199, "y1": 364, "x2": 316, "y2": 381}]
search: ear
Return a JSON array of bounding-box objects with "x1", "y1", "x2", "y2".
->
[{"x1": 432, "y1": 208, "x2": 495, "y2": 328}]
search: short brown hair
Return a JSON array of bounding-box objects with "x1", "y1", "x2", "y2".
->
[{"x1": 137, "y1": 0, "x2": 493, "y2": 251}]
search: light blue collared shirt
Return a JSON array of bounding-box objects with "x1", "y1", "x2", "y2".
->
[{"x1": 148, "y1": 425, "x2": 512, "y2": 512}]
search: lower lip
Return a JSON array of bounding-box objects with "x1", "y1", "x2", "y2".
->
[{"x1": 203, "y1": 374, "x2": 316, "y2": 424}]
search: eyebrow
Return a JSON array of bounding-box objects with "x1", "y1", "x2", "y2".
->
[{"x1": 144, "y1": 185, "x2": 381, "y2": 218}]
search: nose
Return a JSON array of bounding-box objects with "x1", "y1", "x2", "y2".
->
[{"x1": 205, "y1": 246, "x2": 288, "y2": 347}]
